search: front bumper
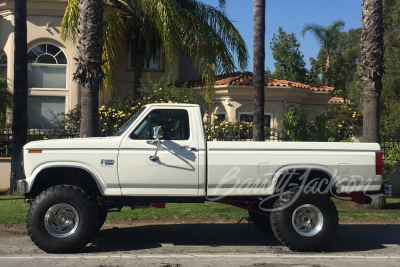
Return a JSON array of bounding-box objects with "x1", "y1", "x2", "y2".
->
[{"x1": 17, "y1": 179, "x2": 27, "y2": 195}]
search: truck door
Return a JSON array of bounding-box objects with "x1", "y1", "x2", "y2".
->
[{"x1": 118, "y1": 107, "x2": 199, "y2": 196}]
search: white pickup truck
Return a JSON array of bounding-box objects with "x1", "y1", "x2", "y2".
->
[{"x1": 18, "y1": 103, "x2": 383, "y2": 253}]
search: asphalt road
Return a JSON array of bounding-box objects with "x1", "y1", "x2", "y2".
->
[{"x1": 1, "y1": 222, "x2": 400, "y2": 266}]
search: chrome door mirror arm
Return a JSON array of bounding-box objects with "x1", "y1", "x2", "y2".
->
[{"x1": 149, "y1": 126, "x2": 162, "y2": 162}]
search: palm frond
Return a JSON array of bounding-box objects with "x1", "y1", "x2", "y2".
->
[
  {"x1": 101, "y1": 11, "x2": 130, "y2": 98},
  {"x1": 60, "y1": 0, "x2": 80, "y2": 42}
]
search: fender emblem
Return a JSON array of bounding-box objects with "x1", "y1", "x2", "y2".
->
[{"x1": 101, "y1": 159, "x2": 115, "y2": 165}]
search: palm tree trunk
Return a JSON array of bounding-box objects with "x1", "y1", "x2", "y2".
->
[
  {"x1": 361, "y1": 0, "x2": 385, "y2": 210},
  {"x1": 253, "y1": 0, "x2": 265, "y2": 141},
  {"x1": 326, "y1": 53, "x2": 332, "y2": 87},
  {"x1": 10, "y1": 0, "x2": 28, "y2": 191},
  {"x1": 361, "y1": 0, "x2": 384, "y2": 143},
  {"x1": 74, "y1": 0, "x2": 104, "y2": 137}
]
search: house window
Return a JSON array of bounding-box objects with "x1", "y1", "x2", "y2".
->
[
  {"x1": 27, "y1": 44, "x2": 68, "y2": 90},
  {"x1": 130, "y1": 41, "x2": 162, "y2": 70},
  {"x1": 27, "y1": 96, "x2": 66, "y2": 129},
  {"x1": 0, "y1": 52, "x2": 6, "y2": 77},
  {"x1": 239, "y1": 112, "x2": 273, "y2": 127}
]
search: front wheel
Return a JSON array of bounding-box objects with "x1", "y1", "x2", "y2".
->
[
  {"x1": 26, "y1": 185, "x2": 99, "y2": 253},
  {"x1": 270, "y1": 187, "x2": 338, "y2": 252}
]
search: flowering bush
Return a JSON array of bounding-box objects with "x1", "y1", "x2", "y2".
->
[
  {"x1": 308, "y1": 104, "x2": 362, "y2": 141},
  {"x1": 203, "y1": 114, "x2": 273, "y2": 141}
]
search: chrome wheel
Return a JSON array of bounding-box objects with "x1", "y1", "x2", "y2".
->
[
  {"x1": 291, "y1": 204, "x2": 323, "y2": 237},
  {"x1": 44, "y1": 203, "x2": 79, "y2": 238}
]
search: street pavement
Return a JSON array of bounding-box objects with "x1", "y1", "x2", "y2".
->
[{"x1": 0, "y1": 222, "x2": 399, "y2": 266}]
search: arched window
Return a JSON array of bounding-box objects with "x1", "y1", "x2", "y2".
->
[
  {"x1": 27, "y1": 43, "x2": 67, "y2": 90},
  {"x1": 27, "y1": 44, "x2": 68, "y2": 129},
  {"x1": 0, "y1": 52, "x2": 7, "y2": 77}
]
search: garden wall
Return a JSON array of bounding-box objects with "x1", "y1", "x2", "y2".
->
[{"x1": 0, "y1": 158, "x2": 10, "y2": 190}]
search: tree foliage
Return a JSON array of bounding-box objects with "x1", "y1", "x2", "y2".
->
[
  {"x1": 302, "y1": 20, "x2": 345, "y2": 87},
  {"x1": 381, "y1": 0, "x2": 400, "y2": 135},
  {"x1": 61, "y1": 0, "x2": 248, "y2": 101},
  {"x1": 309, "y1": 28, "x2": 362, "y2": 103},
  {"x1": 270, "y1": 27, "x2": 307, "y2": 82}
]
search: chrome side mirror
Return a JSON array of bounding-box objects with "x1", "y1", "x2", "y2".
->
[
  {"x1": 150, "y1": 126, "x2": 162, "y2": 162},
  {"x1": 153, "y1": 126, "x2": 162, "y2": 139}
]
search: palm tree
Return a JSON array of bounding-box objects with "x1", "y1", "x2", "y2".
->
[
  {"x1": 361, "y1": 0, "x2": 384, "y2": 144},
  {"x1": 253, "y1": 0, "x2": 265, "y2": 141},
  {"x1": 361, "y1": 0, "x2": 385, "y2": 210},
  {"x1": 10, "y1": 0, "x2": 28, "y2": 191},
  {"x1": 73, "y1": 0, "x2": 104, "y2": 137},
  {"x1": 302, "y1": 20, "x2": 345, "y2": 87},
  {"x1": 61, "y1": 0, "x2": 248, "y2": 102}
]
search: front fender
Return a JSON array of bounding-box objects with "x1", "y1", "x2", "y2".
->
[{"x1": 25, "y1": 162, "x2": 121, "y2": 196}]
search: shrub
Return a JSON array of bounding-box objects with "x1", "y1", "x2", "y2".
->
[
  {"x1": 282, "y1": 107, "x2": 308, "y2": 141},
  {"x1": 308, "y1": 104, "x2": 362, "y2": 141}
]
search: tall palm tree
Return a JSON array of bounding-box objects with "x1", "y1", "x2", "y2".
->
[
  {"x1": 73, "y1": 0, "x2": 104, "y2": 137},
  {"x1": 61, "y1": 0, "x2": 248, "y2": 102},
  {"x1": 253, "y1": 0, "x2": 265, "y2": 141},
  {"x1": 361, "y1": 0, "x2": 384, "y2": 144},
  {"x1": 10, "y1": 0, "x2": 28, "y2": 191},
  {"x1": 302, "y1": 20, "x2": 345, "y2": 87}
]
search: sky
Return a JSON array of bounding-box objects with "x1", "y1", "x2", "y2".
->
[{"x1": 201, "y1": 0, "x2": 364, "y2": 72}]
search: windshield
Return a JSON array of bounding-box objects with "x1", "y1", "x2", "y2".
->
[{"x1": 114, "y1": 107, "x2": 146, "y2": 136}]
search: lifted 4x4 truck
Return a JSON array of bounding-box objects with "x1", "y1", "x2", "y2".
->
[{"x1": 18, "y1": 103, "x2": 384, "y2": 253}]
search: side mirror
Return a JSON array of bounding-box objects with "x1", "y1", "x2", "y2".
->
[
  {"x1": 150, "y1": 126, "x2": 162, "y2": 162},
  {"x1": 153, "y1": 126, "x2": 162, "y2": 139}
]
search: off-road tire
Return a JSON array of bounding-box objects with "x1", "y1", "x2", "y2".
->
[
  {"x1": 97, "y1": 206, "x2": 108, "y2": 231},
  {"x1": 270, "y1": 187, "x2": 338, "y2": 252},
  {"x1": 248, "y1": 211, "x2": 273, "y2": 234},
  {"x1": 26, "y1": 185, "x2": 99, "y2": 253}
]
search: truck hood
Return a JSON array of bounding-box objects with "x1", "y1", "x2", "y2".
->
[{"x1": 23, "y1": 136, "x2": 122, "y2": 150}]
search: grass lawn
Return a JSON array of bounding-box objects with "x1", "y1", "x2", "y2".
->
[{"x1": 1, "y1": 196, "x2": 400, "y2": 225}]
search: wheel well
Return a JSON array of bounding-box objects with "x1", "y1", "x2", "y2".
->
[
  {"x1": 274, "y1": 169, "x2": 335, "y2": 194},
  {"x1": 29, "y1": 167, "x2": 102, "y2": 198}
]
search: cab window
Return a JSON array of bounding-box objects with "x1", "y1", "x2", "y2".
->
[{"x1": 131, "y1": 109, "x2": 190, "y2": 140}]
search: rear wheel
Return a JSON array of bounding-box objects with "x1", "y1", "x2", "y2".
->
[
  {"x1": 270, "y1": 187, "x2": 338, "y2": 252},
  {"x1": 248, "y1": 211, "x2": 272, "y2": 234},
  {"x1": 26, "y1": 185, "x2": 99, "y2": 253}
]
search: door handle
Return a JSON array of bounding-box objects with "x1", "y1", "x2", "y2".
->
[{"x1": 180, "y1": 146, "x2": 197, "y2": 151}]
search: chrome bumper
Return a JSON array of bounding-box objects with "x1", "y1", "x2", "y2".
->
[{"x1": 17, "y1": 179, "x2": 27, "y2": 195}]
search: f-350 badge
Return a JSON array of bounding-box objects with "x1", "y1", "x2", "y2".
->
[{"x1": 101, "y1": 159, "x2": 115, "y2": 165}]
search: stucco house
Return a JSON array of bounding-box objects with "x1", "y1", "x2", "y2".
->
[{"x1": 0, "y1": 0, "x2": 341, "y2": 131}]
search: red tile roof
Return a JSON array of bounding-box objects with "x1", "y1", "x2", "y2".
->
[
  {"x1": 212, "y1": 72, "x2": 333, "y2": 92},
  {"x1": 327, "y1": 97, "x2": 344, "y2": 103}
]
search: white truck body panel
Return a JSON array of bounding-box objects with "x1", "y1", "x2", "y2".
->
[
  {"x1": 22, "y1": 103, "x2": 382, "y2": 198},
  {"x1": 118, "y1": 105, "x2": 201, "y2": 196},
  {"x1": 23, "y1": 137, "x2": 122, "y2": 195},
  {"x1": 206, "y1": 142, "x2": 381, "y2": 196}
]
